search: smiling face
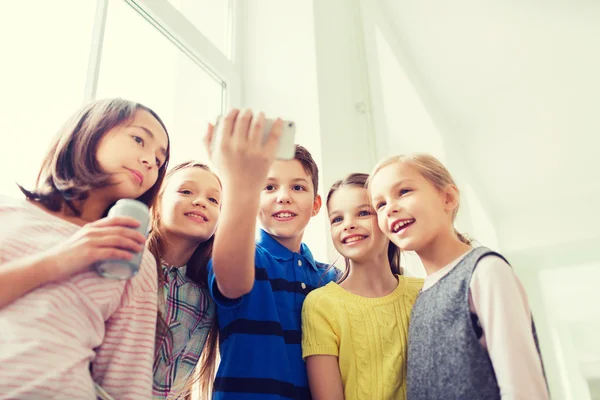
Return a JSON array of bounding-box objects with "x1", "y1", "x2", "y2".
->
[
  {"x1": 258, "y1": 159, "x2": 321, "y2": 251},
  {"x1": 369, "y1": 161, "x2": 455, "y2": 252},
  {"x1": 157, "y1": 166, "x2": 222, "y2": 243},
  {"x1": 327, "y1": 185, "x2": 389, "y2": 263},
  {"x1": 95, "y1": 109, "x2": 168, "y2": 202}
]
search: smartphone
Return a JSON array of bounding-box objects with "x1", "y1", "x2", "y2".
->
[{"x1": 212, "y1": 115, "x2": 296, "y2": 160}]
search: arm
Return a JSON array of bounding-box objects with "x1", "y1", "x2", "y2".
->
[
  {"x1": 0, "y1": 253, "x2": 58, "y2": 308},
  {"x1": 470, "y1": 256, "x2": 549, "y2": 400},
  {"x1": 91, "y1": 253, "x2": 158, "y2": 399},
  {"x1": 211, "y1": 181, "x2": 261, "y2": 299},
  {"x1": 204, "y1": 109, "x2": 282, "y2": 299},
  {"x1": 306, "y1": 356, "x2": 344, "y2": 400},
  {"x1": 302, "y1": 291, "x2": 344, "y2": 399},
  {"x1": 0, "y1": 214, "x2": 145, "y2": 309}
]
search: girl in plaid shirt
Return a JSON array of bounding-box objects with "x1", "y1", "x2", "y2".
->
[{"x1": 149, "y1": 161, "x2": 222, "y2": 399}]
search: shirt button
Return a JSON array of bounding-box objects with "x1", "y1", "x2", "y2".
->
[
  {"x1": 297, "y1": 260, "x2": 302, "y2": 266},
  {"x1": 301, "y1": 282, "x2": 307, "y2": 289}
]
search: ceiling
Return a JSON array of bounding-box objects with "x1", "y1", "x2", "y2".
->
[{"x1": 377, "y1": 0, "x2": 600, "y2": 250}]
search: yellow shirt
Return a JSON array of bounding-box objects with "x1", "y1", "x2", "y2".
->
[{"x1": 302, "y1": 276, "x2": 423, "y2": 400}]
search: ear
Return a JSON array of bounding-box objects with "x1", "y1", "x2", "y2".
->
[
  {"x1": 311, "y1": 194, "x2": 322, "y2": 217},
  {"x1": 443, "y1": 184, "x2": 460, "y2": 213}
]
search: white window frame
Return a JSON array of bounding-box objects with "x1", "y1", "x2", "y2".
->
[{"x1": 84, "y1": 0, "x2": 241, "y2": 109}]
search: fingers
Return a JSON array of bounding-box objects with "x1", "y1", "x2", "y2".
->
[
  {"x1": 203, "y1": 122, "x2": 215, "y2": 156},
  {"x1": 92, "y1": 216, "x2": 141, "y2": 229},
  {"x1": 94, "y1": 235, "x2": 145, "y2": 253},
  {"x1": 231, "y1": 108, "x2": 254, "y2": 148},
  {"x1": 248, "y1": 112, "x2": 266, "y2": 148},
  {"x1": 90, "y1": 226, "x2": 147, "y2": 246},
  {"x1": 264, "y1": 118, "x2": 283, "y2": 157},
  {"x1": 221, "y1": 108, "x2": 240, "y2": 141},
  {"x1": 213, "y1": 108, "x2": 281, "y2": 156},
  {"x1": 93, "y1": 248, "x2": 136, "y2": 263}
]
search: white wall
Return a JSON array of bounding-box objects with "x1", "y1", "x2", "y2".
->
[
  {"x1": 237, "y1": 0, "x2": 500, "y2": 268},
  {"x1": 237, "y1": 0, "x2": 330, "y2": 261}
]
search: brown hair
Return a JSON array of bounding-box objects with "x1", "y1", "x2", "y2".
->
[
  {"x1": 148, "y1": 161, "x2": 220, "y2": 400},
  {"x1": 19, "y1": 98, "x2": 170, "y2": 215},
  {"x1": 327, "y1": 173, "x2": 401, "y2": 283},
  {"x1": 367, "y1": 153, "x2": 472, "y2": 245},
  {"x1": 293, "y1": 144, "x2": 319, "y2": 197}
]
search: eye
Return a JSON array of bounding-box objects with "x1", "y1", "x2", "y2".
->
[
  {"x1": 209, "y1": 197, "x2": 219, "y2": 205},
  {"x1": 375, "y1": 202, "x2": 386, "y2": 210},
  {"x1": 264, "y1": 184, "x2": 276, "y2": 191},
  {"x1": 179, "y1": 190, "x2": 192, "y2": 195},
  {"x1": 399, "y1": 188, "x2": 412, "y2": 196},
  {"x1": 133, "y1": 136, "x2": 144, "y2": 145},
  {"x1": 155, "y1": 158, "x2": 162, "y2": 167},
  {"x1": 331, "y1": 216, "x2": 342, "y2": 224},
  {"x1": 358, "y1": 210, "x2": 372, "y2": 217},
  {"x1": 292, "y1": 185, "x2": 306, "y2": 191}
]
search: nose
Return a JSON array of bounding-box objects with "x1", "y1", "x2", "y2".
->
[
  {"x1": 386, "y1": 201, "x2": 399, "y2": 217},
  {"x1": 139, "y1": 153, "x2": 154, "y2": 170},
  {"x1": 192, "y1": 197, "x2": 207, "y2": 208},
  {"x1": 276, "y1": 188, "x2": 292, "y2": 204},
  {"x1": 343, "y1": 218, "x2": 356, "y2": 231}
]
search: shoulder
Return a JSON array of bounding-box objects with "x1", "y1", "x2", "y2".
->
[
  {"x1": 255, "y1": 243, "x2": 276, "y2": 266},
  {"x1": 471, "y1": 252, "x2": 523, "y2": 293},
  {"x1": 401, "y1": 275, "x2": 424, "y2": 289},
  {"x1": 399, "y1": 275, "x2": 424, "y2": 303},
  {"x1": 315, "y1": 262, "x2": 340, "y2": 284},
  {"x1": 473, "y1": 253, "x2": 513, "y2": 281},
  {"x1": 0, "y1": 195, "x2": 29, "y2": 215},
  {"x1": 304, "y1": 283, "x2": 338, "y2": 311}
]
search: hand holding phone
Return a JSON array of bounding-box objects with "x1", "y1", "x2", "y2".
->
[{"x1": 211, "y1": 114, "x2": 296, "y2": 160}]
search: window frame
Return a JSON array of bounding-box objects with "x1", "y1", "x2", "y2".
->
[{"x1": 84, "y1": 0, "x2": 241, "y2": 109}]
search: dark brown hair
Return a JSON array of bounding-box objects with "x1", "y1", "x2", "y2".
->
[
  {"x1": 326, "y1": 173, "x2": 401, "y2": 283},
  {"x1": 294, "y1": 144, "x2": 319, "y2": 197},
  {"x1": 19, "y1": 98, "x2": 170, "y2": 215},
  {"x1": 148, "y1": 161, "x2": 220, "y2": 400}
]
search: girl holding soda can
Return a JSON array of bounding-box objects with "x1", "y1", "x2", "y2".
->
[{"x1": 0, "y1": 98, "x2": 170, "y2": 399}]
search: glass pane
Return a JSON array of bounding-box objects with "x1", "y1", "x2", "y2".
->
[
  {"x1": 97, "y1": 0, "x2": 224, "y2": 168},
  {"x1": 0, "y1": 1, "x2": 95, "y2": 197},
  {"x1": 167, "y1": 0, "x2": 231, "y2": 58}
]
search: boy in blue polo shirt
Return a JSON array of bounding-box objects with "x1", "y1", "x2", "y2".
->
[{"x1": 204, "y1": 109, "x2": 338, "y2": 399}]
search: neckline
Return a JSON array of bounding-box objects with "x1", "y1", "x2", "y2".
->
[{"x1": 328, "y1": 275, "x2": 407, "y2": 305}]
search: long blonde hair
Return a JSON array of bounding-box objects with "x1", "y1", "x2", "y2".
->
[
  {"x1": 149, "y1": 161, "x2": 220, "y2": 400},
  {"x1": 366, "y1": 153, "x2": 472, "y2": 245}
]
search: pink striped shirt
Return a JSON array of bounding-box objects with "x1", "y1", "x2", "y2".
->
[{"x1": 0, "y1": 196, "x2": 158, "y2": 399}]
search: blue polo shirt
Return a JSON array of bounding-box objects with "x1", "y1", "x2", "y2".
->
[{"x1": 207, "y1": 229, "x2": 338, "y2": 399}]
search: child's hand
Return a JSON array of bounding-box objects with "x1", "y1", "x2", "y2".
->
[
  {"x1": 204, "y1": 108, "x2": 283, "y2": 191},
  {"x1": 44, "y1": 216, "x2": 146, "y2": 282}
]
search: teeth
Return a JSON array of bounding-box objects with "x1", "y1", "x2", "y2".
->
[
  {"x1": 274, "y1": 212, "x2": 295, "y2": 218},
  {"x1": 185, "y1": 213, "x2": 207, "y2": 221},
  {"x1": 393, "y1": 219, "x2": 415, "y2": 232},
  {"x1": 344, "y1": 235, "x2": 366, "y2": 244}
]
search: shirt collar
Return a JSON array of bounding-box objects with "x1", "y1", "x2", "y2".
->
[
  {"x1": 256, "y1": 229, "x2": 319, "y2": 272},
  {"x1": 162, "y1": 264, "x2": 188, "y2": 287}
]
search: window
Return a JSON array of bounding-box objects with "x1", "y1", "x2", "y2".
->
[
  {"x1": 0, "y1": 0, "x2": 238, "y2": 198},
  {"x1": 97, "y1": 0, "x2": 225, "y2": 166},
  {"x1": 167, "y1": 0, "x2": 233, "y2": 58},
  {"x1": 0, "y1": 1, "x2": 96, "y2": 197}
]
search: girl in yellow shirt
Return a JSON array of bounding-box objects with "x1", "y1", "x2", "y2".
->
[{"x1": 302, "y1": 173, "x2": 423, "y2": 400}]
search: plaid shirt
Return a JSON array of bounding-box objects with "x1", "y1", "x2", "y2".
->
[{"x1": 153, "y1": 265, "x2": 215, "y2": 399}]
